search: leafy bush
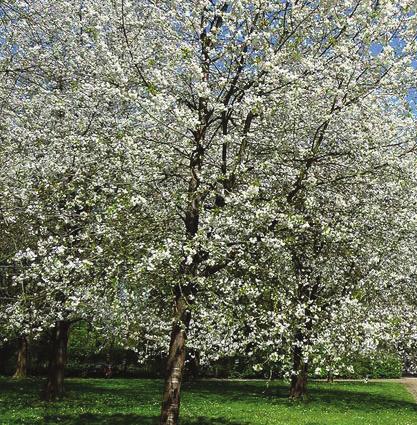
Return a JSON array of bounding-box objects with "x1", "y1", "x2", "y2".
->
[{"x1": 337, "y1": 353, "x2": 402, "y2": 379}]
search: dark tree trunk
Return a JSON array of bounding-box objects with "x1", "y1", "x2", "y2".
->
[
  {"x1": 0, "y1": 346, "x2": 3, "y2": 375},
  {"x1": 290, "y1": 362, "x2": 308, "y2": 399},
  {"x1": 160, "y1": 293, "x2": 191, "y2": 425},
  {"x1": 12, "y1": 336, "x2": 28, "y2": 379},
  {"x1": 43, "y1": 321, "x2": 70, "y2": 401},
  {"x1": 159, "y1": 133, "x2": 201, "y2": 425},
  {"x1": 327, "y1": 370, "x2": 334, "y2": 383},
  {"x1": 289, "y1": 330, "x2": 308, "y2": 400},
  {"x1": 123, "y1": 354, "x2": 128, "y2": 376},
  {"x1": 187, "y1": 349, "x2": 200, "y2": 380}
]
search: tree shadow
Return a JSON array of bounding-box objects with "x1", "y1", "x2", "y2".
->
[
  {"x1": 305, "y1": 384, "x2": 417, "y2": 413},
  {"x1": 1, "y1": 377, "x2": 416, "y2": 423},
  {"x1": 43, "y1": 413, "x2": 247, "y2": 425},
  {"x1": 185, "y1": 380, "x2": 417, "y2": 414},
  {"x1": 64, "y1": 379, "x2": 162, "y2": 405}
]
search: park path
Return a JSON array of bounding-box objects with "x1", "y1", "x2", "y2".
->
[{"x1": 399, "y1": 378, "x2": 417, "y2": 402}]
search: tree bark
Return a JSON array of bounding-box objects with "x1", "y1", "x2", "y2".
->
[
  {"x1": 289, "y1": 329, "x2": 308, "y2": 400},
  {"x1": 123, "y1": 353, "x2": 128, "y2": 375},
  {"x1": 187, "y1": 349, "x2": 200, "y2": 380},
  {"x1": 327, "y1": 370, "x2": 334, "y2": 383},
  {"x1": 290, "y1": 362, "x2": 308, "y2": 399},
  {"x1": 160, "y1": 293, "x2": 191, "y2": 425},
  {"x1": 43, "y1": 320, "x2": 70, "y2": 401},
  {"x1": 12, "y1": 336, "x2": 28, "y2": 379}
]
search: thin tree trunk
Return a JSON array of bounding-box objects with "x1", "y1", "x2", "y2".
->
[
  {"x1": 160, "y1": 293, "x2": 191, "y2": 425},
  {"x1": 12, "y1": 336, "x2": 28, "y2": 379},
  {"x1": 188, "y1": 349, "x2": 200, "y2": 380},
  {"x1": 327, "y1": 370, "x2": 334, "y2": 383},
  {"x1": 43, "y1": 320, "x2": 70, "y2": 401},
  {"x1": 123, "y1": 353, "x2": 128, "y2": 376},
  {"x1": 326, "y1": 355, "x2": 334, "y2": 383},
  {"x1": 159, "y1": 129, "x2": 201, "y2": 425}
]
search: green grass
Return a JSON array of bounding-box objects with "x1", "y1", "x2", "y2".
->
[{"x1": 0, "y1": 377, "x2": 416, "y2": 424}]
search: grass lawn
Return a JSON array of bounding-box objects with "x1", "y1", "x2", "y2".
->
[{"x1": 0, "y1": 377, "x2": 416, "y2": 425}]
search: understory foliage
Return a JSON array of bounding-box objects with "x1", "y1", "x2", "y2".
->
[{"x1": 0, "y1": 0, "x2": 417, "y2": 421}]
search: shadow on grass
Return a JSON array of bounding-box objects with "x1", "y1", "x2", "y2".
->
[
  {"x1": 1, "y1": 377, "x2": 416, "y2": 422},
  {"x1": 43, "y1": 413, "x2": 246, "y2": 425},
  {"x1": 184, "y1": 380, "x2": 417, "y2": 414}
]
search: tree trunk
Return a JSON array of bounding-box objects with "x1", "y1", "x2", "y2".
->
[
  {"x1": 160, "y1": 294, "x2": 191, "y2": 425},
  {"x1": 290, "y1": 362, "x2": 308, "y2": 399},
  {"x1": 289, "y1": 329, "x2": 308, "y2": 400},
  {"x1": 188, "y1": 349, "x2": 200, "y2": 380},
  {"x1": 43, "y1": 321, "x2": 70, "y2": 401},
  {"x1": 327, "y1": 370, "x2": 334, "y2": 383},
  {"x1": 12, "y1": 336, "x2": 28, "y2": 379},
  {"x1": 123, "y1": 354, "x2": 128, "y2": 376}
]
